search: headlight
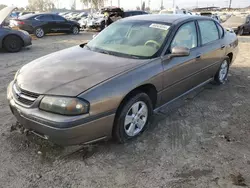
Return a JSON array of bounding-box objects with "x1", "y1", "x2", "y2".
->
[{"x1": 39, "y1": 96, "x2": 89, "y2": 115}]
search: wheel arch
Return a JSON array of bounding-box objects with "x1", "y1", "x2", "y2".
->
[
  {"x1": 227, "y1": 52, "x2": 233, "y2": 64},
  {"x1": 114, "y1": 83, "x2": 158, "y2": 119},
  {"x1": 2, "y1": 34, "x2": 24, "y2": 47}
]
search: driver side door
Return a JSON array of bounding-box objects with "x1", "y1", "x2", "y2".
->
[{"x1": 160, "y1": 21, "x2": 204, "y2": 104}]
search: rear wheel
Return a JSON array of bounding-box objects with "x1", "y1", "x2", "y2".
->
[
  {"x1": 34, "y1": 27, "x2": 45, "y2": 38},
  {"x1": 3, "y1": 35, "x2": 23, "y2": 52},
  {"x1": 214, "y1": 58, "x2": 230, "y2": 85},
  {"x1": 113, "y1": 93, "x2": 153, "y2": 143}
]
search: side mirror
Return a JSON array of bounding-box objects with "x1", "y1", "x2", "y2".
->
[{"x1": 170, "y1": 46, "x2": 190, "y2": 58}]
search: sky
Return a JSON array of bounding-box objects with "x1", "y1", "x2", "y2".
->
[{"x1": 0, "y1": 0, "x2": 249, "y2": 10}]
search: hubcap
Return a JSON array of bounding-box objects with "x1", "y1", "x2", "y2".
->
[
  {"x1": 124, "y1": 101, "x2": 148, "y2": 137},
  {"x1": 36, "y1": 28, "x2": 44, "y2": 37},
  {"x1": 219, "y1": 60, "x2": 228, "y2": 82}
]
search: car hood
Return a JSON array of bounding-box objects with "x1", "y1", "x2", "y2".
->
[
  {"x1": 0, "y1": 6, "x2": 16, "y2": 25},
  {"x1": 16, "y1": 45, "x2": 148, "y2": 96}
]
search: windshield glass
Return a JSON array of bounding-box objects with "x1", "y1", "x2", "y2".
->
[{"x1": 86, "y1": 20, "x2": 171, "y2": 59}]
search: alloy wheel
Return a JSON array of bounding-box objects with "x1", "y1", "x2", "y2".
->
[
  {"x1": 35, "y1": 28, "x2": 44, "y2": 38},
  {"x1": 73, "y1": 27, "x2": 79, "y2": 34},
  {"x1": 219, "y1": 60, "x2": 229, "y2": 82},
  {"x1": 124, "y1": 101, "x2": 148, "y2": 137}
]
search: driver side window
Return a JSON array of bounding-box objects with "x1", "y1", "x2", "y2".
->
[{"x1": 171, "y1": 21, "x2": 197, "y2": 50}]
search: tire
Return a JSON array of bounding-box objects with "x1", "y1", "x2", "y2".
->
[
  {"x1": 238, "y1": 28, "x2": 244, "y2": 36},
  {"x1": 34, "y1": 27, "x2": 45, "y2": 38},
  {"x1": 72, "y1": 26, "x2": 79, "y2": 35},
  {"x1": 100, "y1": 21, "x2": 105, "y2": 31},
  {"x1": 3, "y1": 35, "x2": 23, "y2": 53},
  {"x1": 214, "y1": 57, "x2": 230, "y2": 85},
  {"x1": 113, "y1": 92, "x2": 153, "y2": 143}
]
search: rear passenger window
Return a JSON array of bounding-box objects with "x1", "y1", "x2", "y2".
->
[{"x1": 198, "y1": 20, "x2": 219, "y2": 45}]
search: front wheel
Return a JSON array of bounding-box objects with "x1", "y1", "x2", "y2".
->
[
  {"x1": 113, "y1": 93, "x2": 153, "y2": 143},
  {"x1": 72, "y1": 26, "x2": 79, "y2": 35},
  {"x1": 214, "y1": 58, "x2": 230, "y2": 85},
  {"x1": 3, "y1": 35, "x2": 23, "y2": 52}
]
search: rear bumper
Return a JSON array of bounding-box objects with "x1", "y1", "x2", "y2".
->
[{"x1": 7, "y1": 82, "x2": 115, "y2": 146}]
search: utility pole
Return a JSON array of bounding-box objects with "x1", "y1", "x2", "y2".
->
[
  {"x1": 196, "y1": 0, "x2": 198, "y2": 8},
  {"x1": 229, "y1": 0, "x2": 232, "y2": 10},
  {"x1": 118, "y1": 0, "x2": 120, "y2": 7},
  {"x1": 173, "y1": 0, "x2": 175, "y2": 9},
  {"x1": 160, "y1": 0, "x2": 163, "y2": 10}
]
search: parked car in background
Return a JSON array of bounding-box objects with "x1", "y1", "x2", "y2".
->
[
  {"x1": 80, "y1": 8, "x2": 148, "y2": 31},
  {"x1": 200, "y1": 12, "x2": 221, "y2": 22},
  {"x1": 18, "y1": 11, "x2": 35, "y2": 17},
  {"x1": 8, "y1": 15, "x2": 238, "y2": 145},
  {"x1": 0, "y1": 6, "x2": 32, "y2": 52},
  {"x1": 159, "y1": 8, "x2": 188, "y2": 15},
  {"x1": 71, "y1": 12, "x2": 88, "y2": 21},
  {"x1": 58, "y1": 12, "x2": 69, "y2": 16},
  {"x1": 222, "y1": 15, "x2": 250, "y2": 35},
  {"x1": 12, "y1": 13, "x2": 80, "y2": 38},
  {"x1": 123, "y1": 10, "x2": 148, "y2": 17}
]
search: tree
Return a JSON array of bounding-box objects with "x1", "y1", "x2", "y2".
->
[
  {"x1": 0, "y1": 4, "x2": 7, "y2": 10},
  {"x1": 136, "y1": 6, "x2": 140, "y2": 10},
  {"x1": 80, "y1": 0, "x2": 104, "y2": 9},
  {"x1": 71, "y1": 0, "x2": 76, "y2": 10},
  {"x1": 27, "y1": 0, "x2": 55, "y2": 11},
  {"x1": 141, "y1": 1, "x2": 145, "y2": 11},
  {"x1": 145, "y1": 7, "x2": 150, "y2": 11}
]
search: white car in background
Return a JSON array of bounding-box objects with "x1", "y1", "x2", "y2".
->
[{"x1": 159, "y1": 8, "x2": 190, "y2": 15}]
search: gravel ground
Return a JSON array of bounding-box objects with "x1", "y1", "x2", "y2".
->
[{"x1": 0, "y1": 33, "x2": 250, "y2": 188}]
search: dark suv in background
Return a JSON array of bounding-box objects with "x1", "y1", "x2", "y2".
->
[
  {"x1": 124, "y1": 10, "x2": 148, "y2": 17},
  {"x1": 13, "y1": 13, "x2": 80, "y2": 38}
]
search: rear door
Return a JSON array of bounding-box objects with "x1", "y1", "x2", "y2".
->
[
  {"x1": 35, "y1": 15, "x2": 54, "y2": 32},
  {"x1": 52, "y1": 15, "x2": 71, "y2": 32},
  {"x1": 196, "y1": 19, "x2": 226, "y2": 77},
  {"x1": 161, "y1": 21, "x2": 202, "y2": 104}
]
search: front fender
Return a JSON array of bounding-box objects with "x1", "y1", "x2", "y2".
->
[{"x1": 78, "y1": 58, "x2": 164, "y2": 117}]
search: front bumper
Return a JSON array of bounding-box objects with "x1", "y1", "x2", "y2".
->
[{"x1": 7, "y1": 81, "x2": 115, "y2": 146}]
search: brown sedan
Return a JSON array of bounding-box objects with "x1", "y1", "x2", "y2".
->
[{"x1": 7, "y1": 15, "x2": 238, "y2": 145}]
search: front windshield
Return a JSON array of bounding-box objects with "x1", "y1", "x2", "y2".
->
[{"x1": 86, "y1": 20, "x2": 171, "y2": 59}]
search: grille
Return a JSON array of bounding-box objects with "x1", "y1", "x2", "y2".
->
[{"x1": 12, "y1": 83, "x2": 39, "y2": 106}]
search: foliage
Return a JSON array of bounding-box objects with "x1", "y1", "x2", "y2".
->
[
  {"x1": 0, "y1": 4, "x2": 7, "y2": 10},
  {"x1": 27, "y1": 0, "x2": 55, "y2": 11},
  {"x1": 80, "y1": 0, "x2": 104, "y2": 9},
  {"x1": 141, "y1": 1, "x2": 145, "y2": 11},
  {"x1": 136, "y1": 6, "x2": 140, "y2": 10}
]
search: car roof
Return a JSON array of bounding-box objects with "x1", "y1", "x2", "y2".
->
[{"x1": 122, "y1": 14, "x2": 208, "y2": 24}]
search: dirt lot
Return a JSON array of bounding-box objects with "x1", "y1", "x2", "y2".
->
[{"x1": 0, "y1": 33, "x2": 250, "y2": 188}]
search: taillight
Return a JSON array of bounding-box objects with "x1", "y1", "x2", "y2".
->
[{"x1": 17, "y1": 21, "x2": 25, "y2": 25}]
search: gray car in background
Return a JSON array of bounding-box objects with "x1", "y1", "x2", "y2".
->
[
  {"x1": 0, "y1": 6, "x2": 32, "y2": 52},
  {"x1": 7, "y1": 15, "x2": 238, "y2": 145}
]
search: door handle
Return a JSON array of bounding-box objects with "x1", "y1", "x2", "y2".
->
[
  {"x1": 221, "y1": 45, "x2": 226, "y2": 49},
  {"x1": 196, "y1": 54, "x2": 201, "y2": 59}
]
